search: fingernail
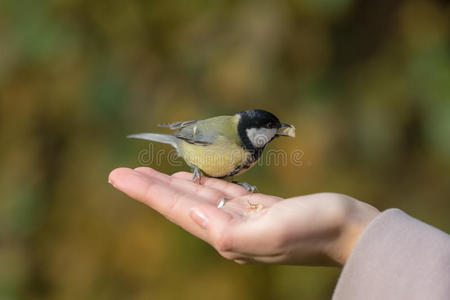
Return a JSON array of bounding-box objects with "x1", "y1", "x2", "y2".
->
[
  {"x1": 190, "y1": 208, "x2": 209, "y2": 229},
  {"x1": 108, "y1": 178, "x2": 117, "y2": 188}
]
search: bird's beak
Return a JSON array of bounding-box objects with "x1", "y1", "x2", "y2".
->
[{"x1": 276, "y1": 123, "x2": 296, "y2": 137}]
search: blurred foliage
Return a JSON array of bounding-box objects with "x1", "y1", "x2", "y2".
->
[{"x1": 0, "y1": 0, "x2": 449, "y2": 299}]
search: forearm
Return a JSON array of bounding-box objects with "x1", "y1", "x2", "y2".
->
[{"x1": 333, "y1": 209, "x2": 450, "y2": 299}]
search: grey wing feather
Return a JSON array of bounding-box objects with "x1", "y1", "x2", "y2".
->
[
  {"x1": 174, "y1": 124, "x2": 217, "y2": 145},
  {"x1": 157, "y1": 120, "x2": 198, "y2": 130},
  {"x1": 152, "y1": 118, "x2": 223, "y2": 145},
  {"x1": 127, "y1": 133, "x2": 178, "y2": 149}
]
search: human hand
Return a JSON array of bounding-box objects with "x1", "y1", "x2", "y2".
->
[{"x1": 108, "y1": 167, "x2": 380, "y2": 266}]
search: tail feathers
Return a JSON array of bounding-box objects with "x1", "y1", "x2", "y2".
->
[{"x1": 127, "y1": 133, "x2": 178, "y2": 149}]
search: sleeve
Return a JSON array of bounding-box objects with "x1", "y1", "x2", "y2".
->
[{"x1": 333, "y1": 208, "x2": 450, "y2": 300}]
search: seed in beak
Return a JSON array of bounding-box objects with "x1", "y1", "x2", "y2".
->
[{"x1": 277, "y1": 123, "x2": 295, "y2": 137}]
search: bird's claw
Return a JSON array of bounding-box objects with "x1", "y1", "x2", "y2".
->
[
  {"x1": 192, "y1": 166, "x2": 202, "y2": 184},
  {"x1": 232, "y1": 181, "x2": 257, "y2": 193}
]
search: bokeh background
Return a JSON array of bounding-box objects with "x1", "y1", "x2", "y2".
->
[{"x1": 1, "y1": 0, "x2": 449, "y2": 299}]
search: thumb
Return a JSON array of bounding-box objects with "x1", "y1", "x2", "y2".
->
[{"x1": 189, "y1": 203, "x2": 233, "y2": 245}]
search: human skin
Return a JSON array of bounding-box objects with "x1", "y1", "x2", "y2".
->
[{"x1": 108, "y1": 167, "x2": 380, "y2": 266}]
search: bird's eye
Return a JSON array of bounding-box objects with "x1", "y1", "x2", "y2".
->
[{"x1": 266, "y1": 122, "x2": 273, "y2": 128}]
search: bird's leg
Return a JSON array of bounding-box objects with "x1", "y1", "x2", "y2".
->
[
  {"x1": 191, "y1": 166, "x2": 202, "y2": 184},
  {"x1": 232, "y1": 181, "x2": 257, "y2": 193}
]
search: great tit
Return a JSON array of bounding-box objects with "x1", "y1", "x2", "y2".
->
[{"x1": 128, "y1": 109, "x2": 295, "y2": 192}]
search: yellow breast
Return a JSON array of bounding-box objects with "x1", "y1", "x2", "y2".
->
[{"x1": 178, "y1": 136, "x2": 253, "y2": 178}]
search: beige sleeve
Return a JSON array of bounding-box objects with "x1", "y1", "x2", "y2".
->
[{"x1": 333, "y1": 208, "x2": 450, "y2": 300}]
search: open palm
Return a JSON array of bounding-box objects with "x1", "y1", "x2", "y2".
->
[{"x1": 109, "y1": 167, "x2": 379, "y2": 266}]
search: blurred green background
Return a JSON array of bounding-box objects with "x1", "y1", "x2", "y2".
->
[{"x1": 1, "y1": 0, "x2": 449, "y2": 299}]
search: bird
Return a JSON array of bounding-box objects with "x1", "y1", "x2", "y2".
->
[{"x1": 128, "y1": 109, "x2": 295, "y2": 193}]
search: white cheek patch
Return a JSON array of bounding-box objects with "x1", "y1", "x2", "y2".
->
[{"x1": 246, "y1": 128, "x2": 277, "y2": 148}]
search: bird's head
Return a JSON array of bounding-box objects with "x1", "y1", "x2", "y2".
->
[{"x1": 237, "y1": 109, "x2": 295, "y2": 150}]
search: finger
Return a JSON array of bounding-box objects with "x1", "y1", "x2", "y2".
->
[
  {"x1": 190, "y1": 204, "x2": 286, "y2": 262},
  {"x1": 109, "y1": 168, "x2": 185, "y2": 215},
  {"x1": 206, "y1": 199, "x2": 284, "y2": 257},
  {"x1": 171, "y1": 172, "x2": 250, "y2": 198},
  {"x1": 189, "y1": 204, "x2": 237, "y2": 253},
  {"x1": 134, "y1": 167, "x2": 226, "y2": 205},
  {"x1": 189, "y1": 204, "x2": 277, "y2": 260},
  {"x1": 108, "y1": 168, "x2": 231, "y2": 244},
  {"x1": 223, "y1": 219, "x2": 283, "y2": 257},
  {"x1": 133, "y1": 167, "x2": 171, "y2": 181}
]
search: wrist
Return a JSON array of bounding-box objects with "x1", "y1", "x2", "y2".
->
[{"x1": 326, "y1": 196, "x2": 380, "y2": 266}]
